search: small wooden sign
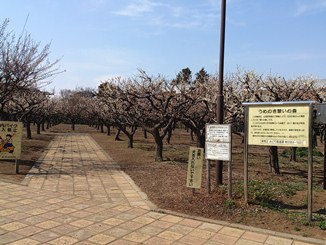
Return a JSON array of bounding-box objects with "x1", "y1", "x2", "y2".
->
[{"x1": 186, "y1": 147, "x2": 204, "y2": 189}]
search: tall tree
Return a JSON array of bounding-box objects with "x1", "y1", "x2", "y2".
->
[{"x1": 0, "y1": 19, "x2": 60, "y2": 120}]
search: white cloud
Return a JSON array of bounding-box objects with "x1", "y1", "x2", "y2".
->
[
  {"x1": 114, "y1": 1, "x2": 220, "y2": 31},
  {"x1": 114, "y1": 0, "x2": 159, "y2": 16},
  {"x1": 295, "y1": 0, "x2": 326, "y2": 16}
]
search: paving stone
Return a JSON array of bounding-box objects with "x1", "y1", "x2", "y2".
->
[
  {"x1": 7, "y1": 237, "x2": 41, "y2": 245},
  {"x1": 178, "y1": 218, "x2": 203, "y2": 228},
  {"x1": 219, "y1": 227, "x2": 245, "y2": 238},
  {"x1": 189, "y1": 229, "x2": 215, "y2": 240},
  {"x1": 87, "y1": 234, "x2": 116, "y2": 244},
  {"x1": 103, "y1": 227, "x2": 130, "y2": 238},
  {"x1": 241, "y1": 231, "x2": 268, "y2": 243},
  {"x1": 123, "y1": 231, "x2": 151, "y2": 243},
  {"x1": 1, "y1": 221, "x2": 27, "y2": 231},
  {"x1": 178, "y1": 234, "x2": 207, "y2": 245},
  {"x1": 70, "y1": 219, "x2": 94, "y2": 228},
  {"x1": 265, "y1": 235, "x2": 293, "y2": 245},
  {"x1": 235, "y1": 238, "x2": 263, "y2": 245},
  {"x1": 137, "y1": 225, "x2": 164, "y2": 236},
  {"x1": 47, "y1": 235, "x2": 79, "y2": 245},
  {"x1": 0, "y1": 232, "x2": 24, "y2": 244},
  {"x1": 143, "y1": 236, "x2": 173, "y2": 245},
  {"x1": 35, "y1": 220, "x2": 61, "y2": 229},
  {"x1": 30, "y1": 230, "x2": 60, "y2": 243},
  {"x1": 15, "y1": 226, "x2": 44, "y2": 236},
  {"x1": 198, "y1": 223, "x2": 223, "y2": 232},
  {"x1": 157, "y1": 230, "x2": 184, "y2": 241},
  {"x1": 210, "y1": 233, "x2": 239, "y2": 245},
  {"x1": 0, "y1": 133, "x2": 321, "y2": 245},
  {"x1": 160, "y1": 215, "x2": 184, "y2": 223}
]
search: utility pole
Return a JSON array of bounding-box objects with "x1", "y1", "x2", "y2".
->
[{"x1": 216, "y1": 0, "x2": 227, "y2": 185}]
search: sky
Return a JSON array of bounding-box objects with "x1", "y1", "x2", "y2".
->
[{"x1": 1, "y1": 0, "x2": 326, "y2": 92}]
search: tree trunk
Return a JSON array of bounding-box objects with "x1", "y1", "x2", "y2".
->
[
  {"x1": 153, "y1": 128, "x2": 163, "y2": 161},
  {"x1": 106, "y1": 125, "x2": 111, "y2": 136},
  {"x1": 100, "y1": 124, "x2": 104, "y2": 133},
  {"x1": 166, "y1": 127, "x2": 173, "y2": 144},
  {"x1": 197, "y1": 134, "x2": 205, "y2": 148},
  {"x1": 115, "y1": 129, "x2": 121, "y2": 141},
  {"x1": 290, "y1": 147, "x2": 297, "y2": 162},
  {"x1": 26, "y1": 121, "x2": 32, "y2": 139},
  {"x1": 41, "y1": 122, "x2": 45, "y2": 131},
  {"x1": 127, "y1": 134, "x2": 134, "y2": 148},
  {"x1": 143, "y1": 128, "x2": 147, "y2": 139},
  {"x1": 36, "y1": 123, "x2": 41, "y2": 134},
  {"x1": 71, "y1": 119, "x2": 75, "y2": 131},
  {"x1": 313, "y1": 130, "x2": 317, "y2": 148},
  {"x1": 269, "y1": 146, "x2": 280, "y2": 174},
  {"x1": 190, "y1": 130, "x2": 194, "y2": 141}
]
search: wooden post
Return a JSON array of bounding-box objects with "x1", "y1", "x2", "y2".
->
[
  {"x1": 228, "y1": 160, "x2": 232, "y2": 199},
  {"x1": 206, "y1": 160, "x2": 211, "y2": 194},
  {"x1": 15, "y1": 159, "x2": 19, "y2": 174}
]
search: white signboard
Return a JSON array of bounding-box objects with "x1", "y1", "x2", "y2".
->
[
  {"x1": 205, "y1": 124, "x2": 232, "y2": 161},
  {"x1": 206, "y1": 124, "x2": 231, "y2": 142},
  {"x1": 205, "y1": 142, "x2": 231, "y2": 161}
]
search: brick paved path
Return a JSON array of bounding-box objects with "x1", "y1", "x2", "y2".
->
[{"x1": 0, "y1": 134, "x2": 324, "y2": 245}]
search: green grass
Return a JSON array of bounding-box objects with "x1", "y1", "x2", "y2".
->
[{"x1": 247, "y1": 180, "x2": 305, "y2": 203}]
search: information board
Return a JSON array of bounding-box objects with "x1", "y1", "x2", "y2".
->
[
  {"x1": 205, "y1": 142, "x2": 231, "y2": 161},
  {"x1": 206, "y1": 124, "x2": 231, "y2": 142},
  {"x1": 0, "y1": 121, "x2": 23, "y2": 160},
  {"x1": 248, "y1": 105, "x2": 309, "y2": 147},
  {"x1": 186, "y1": 147, "x2": 204, "y2": 189},
  {"x1": 205, "y1": 124, "x2": 231, "y2": 161}
]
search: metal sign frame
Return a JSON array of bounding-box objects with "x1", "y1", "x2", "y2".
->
[{"x1": 243, "y1": 101, "x2": 315, "y2": 222}]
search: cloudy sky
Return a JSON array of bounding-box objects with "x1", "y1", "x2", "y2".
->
[{"x1": 1, "y1": 0, "x2": 325, "y2": 91}]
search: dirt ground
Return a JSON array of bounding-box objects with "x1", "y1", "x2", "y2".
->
[{"x1": 0, "y1": 124, "x2": 325, "y2": 240}]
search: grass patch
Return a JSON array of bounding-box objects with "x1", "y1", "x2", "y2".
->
[
  {"x1": 287, "y1": 212, "x2": 326, "y2": 230},
  {"x1": 248, "y1": 180, "x2": 305, "y2": 202},
  {"x1": 281, "y1": 148, "x2": 323, "y2": 158}
]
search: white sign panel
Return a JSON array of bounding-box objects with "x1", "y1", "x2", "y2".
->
[
  {"x1": 206, "y1": 124, "x2": 231, "y2": 142},
  {"x1": 205, "y1": 142, "x2": 231, "y2": 161}
]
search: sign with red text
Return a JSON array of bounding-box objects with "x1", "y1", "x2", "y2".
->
[{"x1": 0, "y1": 121, "x2": 23, "y2": 160}]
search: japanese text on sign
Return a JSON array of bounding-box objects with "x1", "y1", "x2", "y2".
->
[
  {"x1": 186, "y1": 147, "x2": 204, "y2": 189},
  {"x1": 206, "y1": 124, "x2": 231, "y2": 142},
  {"x1": 0, "y1": 121, "x2": 23, "y2": 160},
  {"x1": 205, "y1": 142, "x2": 231, "y2": 161},
  {"x1": 248, "y1": 105, "x2": 309, "y2": 147}
]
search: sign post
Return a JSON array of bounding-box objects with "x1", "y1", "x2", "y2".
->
[{"x1": 243, "y1": 101, "x2": 314, "y2": 221}]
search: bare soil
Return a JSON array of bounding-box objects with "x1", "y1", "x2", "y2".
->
[{"x1": 0, "y1": 124, "x2": 325, "y2": 240}]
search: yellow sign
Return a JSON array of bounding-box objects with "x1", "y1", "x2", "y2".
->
[
  {"x1": 186, "y1": 147, "x2": 204, "y2": 189},
  {"x1": 248, "y1": 105, "x2": 309, "y2": 147},
  {"x1": 0, "y1": 121, "x2": 23, "y2": 160}
]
